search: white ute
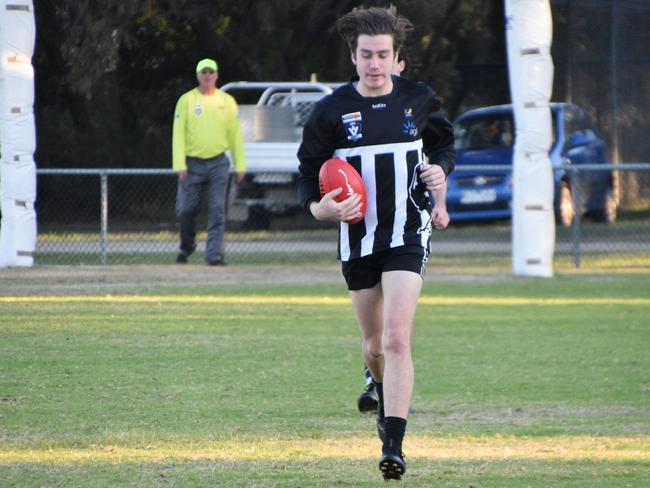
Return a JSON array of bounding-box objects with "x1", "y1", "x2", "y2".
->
[{"x1": 221, "y1": 81, "x2": 339, "y2": 228}]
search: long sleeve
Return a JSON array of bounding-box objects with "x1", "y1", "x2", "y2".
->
[
  {"x1": 226, "y1": 97, "x2": 246, "y2": 172},
  {"x1": 421, "y1": 89, "x2": 456, "y2": 177},
  {"x1": 172, "y1": 94, "x2": 188, "y2": 171},
  {"x1": 297, "y1": 100, "x2": 335, "y2": 213}
]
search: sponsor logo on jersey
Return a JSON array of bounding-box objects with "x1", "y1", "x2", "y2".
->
[
  {"x1": 403, "y1": 120, "x2": 418, "y2": 137},
  {"x1": 372, "y1": 103, "x2": 386, "y2": 110},
  {"x1": 342, "y1": 112, "x2": 363, "y2": 141},
  {"x1": 194, "y1": 104, "x2": 203, "y2": 117},
  {"x1": 402, "y1": 107, "x2": 417, "y2": 137}
]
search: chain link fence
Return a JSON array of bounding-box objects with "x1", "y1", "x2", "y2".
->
[{"x1": 32, "y1": 165, "x2": 650, "y2": 271}]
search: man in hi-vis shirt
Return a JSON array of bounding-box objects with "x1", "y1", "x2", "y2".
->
[{"x1": 172, "y1": 58, "x2": 245, "y2": 265}]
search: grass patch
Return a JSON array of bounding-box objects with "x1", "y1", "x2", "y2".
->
[
  {"x1": 34, "y1": 252, "x2": 336, "y2": 266},
  {"x1": 33, "y1": 251, "x2": 650, "y2": 272},
  {"x1": 1, "y1": 277, "x2": 649, "y2": 486}
]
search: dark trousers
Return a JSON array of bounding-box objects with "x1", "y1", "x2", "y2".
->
[{"x1": 176, "y1": 154, "x2": 230, "y2": 263}]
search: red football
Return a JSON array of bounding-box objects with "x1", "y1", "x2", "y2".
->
[{"x1": 318, "y1": 158, "x2": 367, "y2": 224}]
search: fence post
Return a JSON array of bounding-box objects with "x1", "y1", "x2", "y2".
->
[
  {"x1": 570, "y1": 167, "x2": 581, "y2": 268},
  {"x1": 100, "y1": 173, "x2": 108, "y2": 265}
]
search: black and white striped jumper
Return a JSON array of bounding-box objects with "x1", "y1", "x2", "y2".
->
[{"x1": 297, "y1": 76, "x2": 456, "y2": 262}]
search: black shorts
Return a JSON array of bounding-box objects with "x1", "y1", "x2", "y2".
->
[{"x1": 341, "y1": 245, "x2": 429, "y2": 291}]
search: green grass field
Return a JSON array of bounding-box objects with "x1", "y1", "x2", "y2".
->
[{"x1": 1, "y1": 274, "x2": 649, "y2": 486}]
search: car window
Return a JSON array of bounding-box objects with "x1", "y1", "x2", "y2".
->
[
  {"x1": 454, "y1": 111, "x2": 558, "y2": 151},
  {"x1": 454, "y1": 115, "x2": 515, "y2": 150},
  {"x1": 564, "y1": 108, "x2": 597, "y2": 142}
]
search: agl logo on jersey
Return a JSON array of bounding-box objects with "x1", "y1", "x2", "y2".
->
[
  {"x1": 342, "y1": 112, "x2": 363, "y2": 141},
  {"x1": 402, "y1": 107, "x2": 417, "y2": 137}
]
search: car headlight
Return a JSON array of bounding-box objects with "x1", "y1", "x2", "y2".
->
[{"x1": 473, "y1": 176, "x2": 488, "y2": 186}]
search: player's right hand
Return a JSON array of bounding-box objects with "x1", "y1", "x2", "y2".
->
[{"x1": 310, "y1": 188, "x2": 362, "y2": 223}]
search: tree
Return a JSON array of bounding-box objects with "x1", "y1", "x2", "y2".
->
[{"x1": 30, "y1": 1, "x2": 523, "y2": 168}]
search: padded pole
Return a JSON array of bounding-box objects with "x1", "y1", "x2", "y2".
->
[{"x1": 505, "y1": 0, "x2": 555, "y2": 277}]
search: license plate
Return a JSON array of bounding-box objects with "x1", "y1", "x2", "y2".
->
[{"x1": 460, "y1": 189, "x2": 497, "y2": 204}]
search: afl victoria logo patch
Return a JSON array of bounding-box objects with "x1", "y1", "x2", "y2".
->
[{"x1": 342, "y1": 112, "x2": 363, "y2": 141}]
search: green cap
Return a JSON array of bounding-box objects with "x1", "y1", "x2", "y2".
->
[{"x1": 196, "y1": 58, "x2": 218, "y2": 73}]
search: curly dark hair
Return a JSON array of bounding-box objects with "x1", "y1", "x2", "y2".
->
[{"x1": 336, "y1": 5, "x2": 414, "y2": 54}]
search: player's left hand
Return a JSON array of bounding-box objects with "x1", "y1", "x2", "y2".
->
[
  {"x1": 432, "y1": 206, "x2": 450, "y2": 230},
  {"x1": 420, "y1": 163, "x2": 446, "y2": 191}
]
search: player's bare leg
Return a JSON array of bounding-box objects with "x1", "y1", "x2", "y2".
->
[
  {"x1": 380, "y1": 270, "x2": 420, "y2": 419},
  {"x1": 350, "y1": 284, "x2": 386, "y2": 440},
  {"x1": 350, "y1": 283, "x2": 384, "y2": 382},
  {"x1": 378, "y1": 270, "x2": 422, "y2": 480},
  {"x1": 350, "y1": 271, "x2": 421, "y2": 479}
]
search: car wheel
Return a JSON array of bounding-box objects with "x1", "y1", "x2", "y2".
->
[
  {"x1": 555, "y1": 181, "x2": 574, "y2": 227},
  {"x1": 594, "y1": 187, "x2": 617, "y2": 224}
]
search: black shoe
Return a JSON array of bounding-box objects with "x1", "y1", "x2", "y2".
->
[
  {"x1": 376, "y1": 406, "x2": 385, "y2": 442},
  {"x1": 357, "y1": 382, "x2": 379, "y2": 413},
  {"x1": 176, "y1": 244, "x2": 196, "y2": 264},
  {"x1": 379, "y1": 450, "x2": 406, "y2": 481}
]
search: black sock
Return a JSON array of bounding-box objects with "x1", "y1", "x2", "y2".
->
[
  {"x1": 383, "y1": 416, "x2": 407, "y2": 454},
  {"x1": 374, "y1": 382, "x2": 384, "y2": 416}
]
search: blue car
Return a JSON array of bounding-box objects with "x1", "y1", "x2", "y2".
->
[{"x1": 447, "y1": 103, "x2": 618, "y2": 226}]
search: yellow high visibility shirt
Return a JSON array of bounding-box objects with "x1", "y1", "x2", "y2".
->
[{"x1": 172, "y1": 87, "x2": 245, "y2": 172}]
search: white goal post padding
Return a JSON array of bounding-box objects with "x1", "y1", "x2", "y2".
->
[
  {"x1": 0, "y1": 0, "x2": 36, "y2": 267},
  {"x1": 505, "y1": 0, "x2": 555, "y2": 277}
]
